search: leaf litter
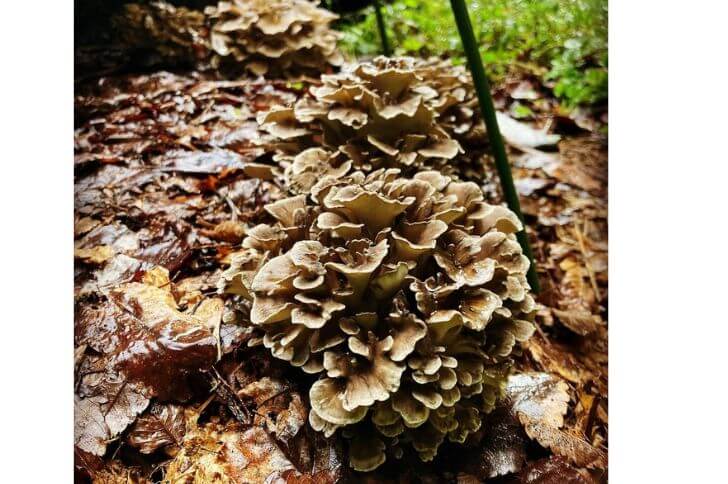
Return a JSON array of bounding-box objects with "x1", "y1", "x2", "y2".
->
[{"x1": 74, "y1": 66, "x2": 607, "y2": 482}]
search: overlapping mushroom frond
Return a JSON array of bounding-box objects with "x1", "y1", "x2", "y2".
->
[
  {"x1": 257, "y1": 56, "x2": 493, "y2": 192},
  {"x1": 115, "y1": 0, "x2": 343, "y2": 76},
  {"x1": 220, "y1": 168, "x2": 535, "y2": 470}
]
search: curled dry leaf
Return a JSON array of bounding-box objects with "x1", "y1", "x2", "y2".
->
[
  {"x1": 79, "y1": 459, "x2": 151, "y2": 484},
  {"x1": 507, "y1": 373, "x2": 570, "y2": 429},
  {"x1": 523, "y1": 333, "x2": 593, "y2": 386}
]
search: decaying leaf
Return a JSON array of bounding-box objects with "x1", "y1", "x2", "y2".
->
[
  {"x1": 551, "y1": 308, "x2": 600, "y2": 336},
  {"x1": 464, "y1": 404, "x2": 529, "y2": 479},
  {"x1": 505, "y1": 373, "x2": 606, "y2": 470},
  {"x1": 75, "y1": 245, "x2": 115, "y2": 264},
  {"x1": 74, "y1": 381, "x2": 150, "y2": 456},
  {"x1": 165, "y1": 419, "x2": 298, "y2": 483},
  {"x1": 517, "y1": 456, "x2": 595, "y2": 484},
  {"x1": 127, "y1": 402, "x2": 187, "y2": 454},
  {"x1": 76, "y1": 278, "x2": 219, "y2": 402}
]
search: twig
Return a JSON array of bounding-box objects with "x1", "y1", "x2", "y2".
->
[
  {"x1": 206, "y1": 367, "x2": 252, "y2": 425},
  {"x1": 573, "y1": 220, "x2": 601, "y2": 303},
  {"x1": 584, "y1": 394, "x2": 602, "y2": 441}
]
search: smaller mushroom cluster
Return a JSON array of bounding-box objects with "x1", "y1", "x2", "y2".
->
[
  {"x1": 220, "y1": 168, "x2": 535, "y2": 470},
  {"x1": 258, "y1": 56, "x2": 490, "y2": 191},
  {"x1": 115, "y1": 1, "x2": 208, "y2": 63},
  {"x1": 206, "y1": 0, "x2": 343, "y2": 76},
  {"x1": 114, "y1": 0, "x2": 343, "y2": 76}
]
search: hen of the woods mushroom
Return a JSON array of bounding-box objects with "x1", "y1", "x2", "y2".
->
[
  {"x1": 219, "y1": 167, "x2": 536, "y2": 471},
  {"x1": 115, "y1": 0, "x2": 343, "y2": 76},
  {"x1": 256, "y1": 56, "x2": 488, "y2": 192}
]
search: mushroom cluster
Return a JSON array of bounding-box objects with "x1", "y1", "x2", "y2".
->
[
  {"x1": 115, "y1": 1, "x2": 208, "y2": 63},
  {"x1": 220, "y1": 168, "x2": 535, "y2": 470},
  {"x1": 115, "y1": 0, "x2": 343, "y2": 76},
  {"x1": 257, "y1": 56, "x2": 491, "y2": 191},
  {"x1": 205, "y1": 0, "x2": 343, "y2": 76}
]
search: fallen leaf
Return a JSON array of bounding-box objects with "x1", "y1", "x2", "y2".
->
[
  {"x1": 165, "y1": 420, "x2": 297, "y2": 483},
  {"x1": 465, "y1": 404, "x2": 528, "y2": 479},
  {"x1": 127, "y1": 402, "x2": 187, "y2": 454},
  {"x1": 75, "y1": 245, "x2": 115, "y2": 264},
  {"x1": 75, "y1": 216, "x2": 101, "y2": 237},
  {"x1": 157, "y1": 148, "x2": 249, "y2": 174},
  {"x1": 238, "y1": 377, "x2": 307, "y2": 445},
  {"x1": 76, "y1": 281, "x2": 218, "y2": 400},
  {"x1": 551, "y1": 308, "x2": 600, "y2": 336},
  {"x1": 201, "y1": 220, "x2": 246, "y2": 243},
  {"x1": 523, "y1": 333, "x2": 592, "y2": 385},
  {"x1": 74, "y1": 378, "x2": 150, "y2": 456},
  {"x1": 507, "y1": 373, "x2": 570, "y2": 429},
  {"x1": 505, "y1": 373, "x2": 606, "y2": 470},
  {"x1": 521, "y1": 421, "x2": 606, "y2": 469},
  {"x1": 517, "y1": 456, "x2": 594, "y2": 483}
]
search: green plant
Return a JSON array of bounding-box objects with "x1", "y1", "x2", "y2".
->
[{"x1": 337, "y1": 0, "x2": 608, "y2": 109}]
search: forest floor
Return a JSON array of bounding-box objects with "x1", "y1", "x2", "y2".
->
[{"x1": 74, "y1": 68, "x2": 607, "y2": 483}]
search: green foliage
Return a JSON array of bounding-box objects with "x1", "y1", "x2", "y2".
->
[{"x1": 337, "y1": 0, "x2": 607, "y2": 109}]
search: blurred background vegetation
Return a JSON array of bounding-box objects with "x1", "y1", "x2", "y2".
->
[{"x1": 336, "y1": 0, "x2": 608, "y2": 109}]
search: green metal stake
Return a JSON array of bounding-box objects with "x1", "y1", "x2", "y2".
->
[
  {"x1": 373, "y1": 0, "x2": 392, "y2": 56},
  {"x1": 449, "y1": 0, "x2": 540, "y2": 292}
]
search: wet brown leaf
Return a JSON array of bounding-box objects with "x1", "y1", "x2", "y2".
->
[
  {"x1": 127, "y1": 402, "x2": 187, "y2": 454},
  {"x1": 200, "y1": 220, "x2": 245, "y2": 243},
  {"x1": 238, "y1": 377, "x2": 307, "y2": 445},
  {"x1": 74, "y1": 378, "x2": 150, "y2": 456},
  {"x1": 520, "y1": 421, "x2": 606, "y2": 469},
  {"x1": 505, "y1": 373, "x2": 606, "y2": 470},
  {"x1": 466, "y1": 404, "x2": 529, "y2": 479},
  {"x1": 76, "y1": 280, "x2": 218, "y2": 400},
  {"x1": 523, "y1": 333, "x2": 593, "y2": 386}
]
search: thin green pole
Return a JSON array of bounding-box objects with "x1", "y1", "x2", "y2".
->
[
  {"x1": 449, "y1": 0, "x2": 540, "y2": 292},
  {"x1": 373, "y1": 0, "x2": 392, "y2": 56}
]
